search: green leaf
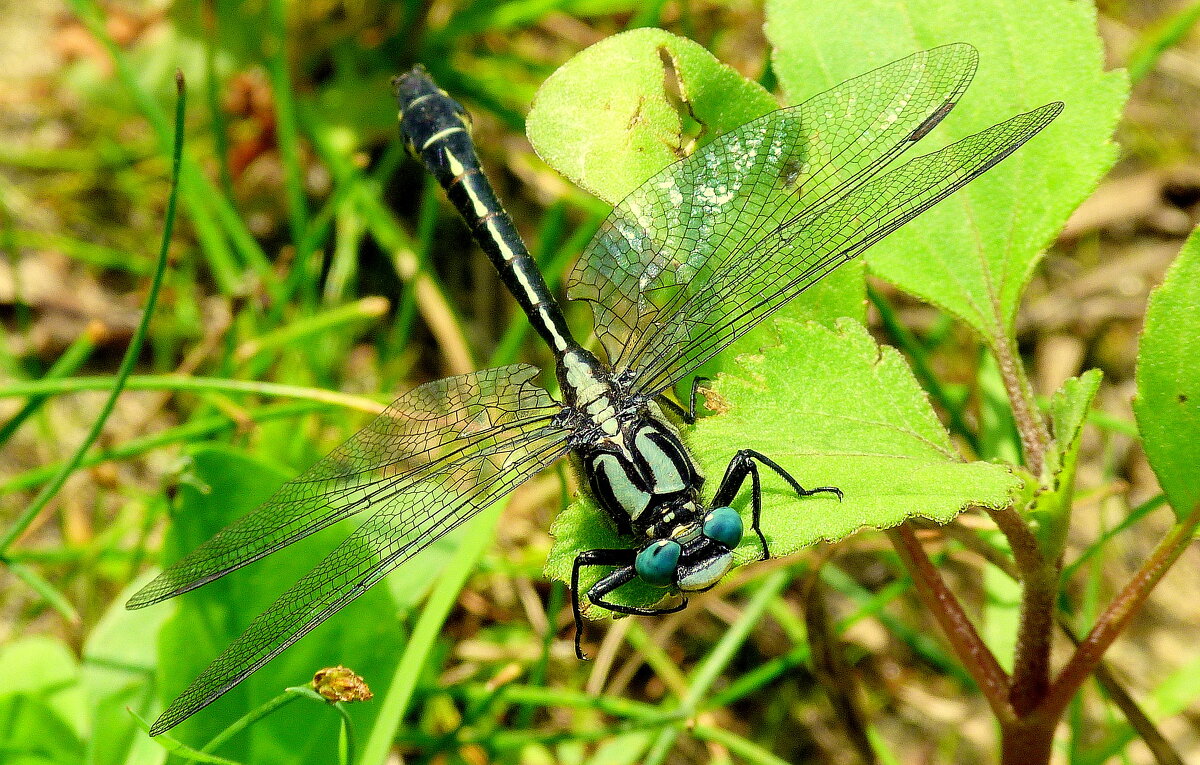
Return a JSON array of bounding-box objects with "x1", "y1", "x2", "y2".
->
[
  {"x1": 526, "y1": 27, "x2": 777, "y2": 206},
  {"x1": 545, "y1": 319, "x2": 1019, "y2": 613},
  {"x1": 526, "y1": 26, "x2": 866, "y2": 380},
  {"x1": 0, "y1": 697, "x2": 85, "y2": 765},
  {"x1": 0, "y1": 637, "x2": 86, "y2": 765},
  {"x1": 765, "y1": 0, "x2": 1127, "y2": 345},
  {"x1": 82, "y1": 571, "x2": 175, "y2": 765},
  {"x1": 1134, "y1": 226, "x2": 1200, "y2": 521},
  {"x1": 154, "y1": 445, "x2": 402, "y2": 759},
  {"x1": 0, "y1": 636, "x2": 85, "y2": 732},
  {"x1": 1027, "y1": 369, "x2": 1103, "y2": 555}
]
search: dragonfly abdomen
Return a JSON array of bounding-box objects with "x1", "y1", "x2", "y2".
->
[{"x1": 395, "y1": 68, "x2": 578, "y2": 356}]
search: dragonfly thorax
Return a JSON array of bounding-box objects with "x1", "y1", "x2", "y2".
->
[{"x1": 582, "y1": 413, "x2": 704, "y2": 535}]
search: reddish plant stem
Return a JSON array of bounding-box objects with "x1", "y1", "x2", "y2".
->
[
  {"x1": 991, "y1": 332, "x2": 1049, "y2": 476},
  {"x1": 987, "y1": 505, "x2": 1058, "y2": 715},
  {"x1": 987, "y1": 505, "x2": 1044, "y2": 572},
  {"x1": 999, "y1": 713, "x2": 1057, "y2": 765},
  {"x1": 887, "y1": 524, "x2": 1013, "y2": 721},
  {"x1": 1057, "y1": 616, "x2": 1186, "y2": 765},
  {"x1": 1008, "y1": 561, "x2": 1058, "y2": 715},
  {"x1": 1041, "y1": 500, "x2": 1200, "y2": 721}
]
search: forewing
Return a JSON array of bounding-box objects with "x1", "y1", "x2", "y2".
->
[
  {"x1": 147, "y1": 419, "x2": 571, "y2": 734},
  {"x1": 624, "y1": 102, "x2": 1064, "y2": 397},
  {"x1": 568, "y1": 44, "x2": 978, "y2": 370},
  {"x1": 128, "y1": 365, "x2": 562, "y2": 608}
]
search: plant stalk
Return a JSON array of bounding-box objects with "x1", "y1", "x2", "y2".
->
[
  {"x1": 886, "y1": 524, "x2": 1012, "y2": 720},
  {"x1": 990, "y1": 332, "x2": 1049, "y2": 475},
  {"x1": 1041, "y1": 499, "x2": 1200, "y2": 721}
]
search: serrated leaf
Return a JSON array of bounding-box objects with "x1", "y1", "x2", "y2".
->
[
  {"x1": 546, "y1": 319, "x2": 1019, "y2": 614},
  {"x1": 1049, "y1": 369, "x2": 1104, "y2": 464},
  {"x1": 1134, "y1": 226, "x2": 1200, "y2": 521},
  {"x1": 526, "y1": 27, "x2": 777, "y2": 206},
  {"x1": 1028, "y1": 369, "x2": 1103, "y2": 556},
  {"x1": 765, "y1": 0, "x2": 1127, "y2": 344}
]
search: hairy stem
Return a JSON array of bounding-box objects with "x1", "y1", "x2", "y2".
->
[
  {"x1": 981, "y1": 503, "x2": 1058, "y2": 714},
  {"x1": 886, "y1": 524, "x2": 1012, "y2": 720},
  {"x1": 991, "y1": 332, "x2": 1049, "y2": 476},
  {"x1": 1057, "y1": 616, "x2": 1186, "y2": 765}
]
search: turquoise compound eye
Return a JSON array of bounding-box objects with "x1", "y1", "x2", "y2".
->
[
  {"x1": 635, "y1": 540, "x2": 682, "y2": 587},
  {"x1": 703, "y1": 506, "x2": 743, "y2": 549}
]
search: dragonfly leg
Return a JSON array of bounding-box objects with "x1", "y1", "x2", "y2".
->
[
  {"x1": 655, "y1": 376, "x2": 710, "y2": 425},
  {"x1": 572, "y1": 548, "x2": 634, "y2": 659},
  {"x1": 711, "y1": 449, "x2": 844, "y2": 560},
  {"x1": 571, "y1": 548, "x2": 690, "y2": 659}
]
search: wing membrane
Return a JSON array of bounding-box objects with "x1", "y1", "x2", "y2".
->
[
  {"x1": 128, "y1": 365, "x2": 562, "y2": 608},
  {"x1": 147, "y1": 418, "x2": 571, "y2": 734},
  {"x1": 624, "y1": 102, "x2": 1064, "y2": 396},
  {"x1": 568, "y1": 44, "x2": 979, "y2": 371}
]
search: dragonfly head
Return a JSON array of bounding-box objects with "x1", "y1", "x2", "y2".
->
[{"x1": 634, "y1": 506, "x2": 744, "y2": 592}]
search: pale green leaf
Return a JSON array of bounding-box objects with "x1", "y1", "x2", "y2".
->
[
  {"x1": 1134, "y1": 226, "x2": 1200, "y2": 521},
  {"x1": 526, "y1": 27, "x2": 777, "y2": 206},
  {"x1": 765, "y1": 0, "x2": 1127, "y2": 344}
]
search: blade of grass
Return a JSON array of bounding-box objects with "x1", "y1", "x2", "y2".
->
[
  {"x1": 264, "y1": 0, "x2": 309, "y2": 253},
  {"x1": 8, "y1": 559, "x2": 79, "y2": 623},
  {"x1": 67, "y1": 0, "x2": 278, "y2": 300},
  {"x1": 7, "y1": 229, "x2": 155, "y2": 274},
  {"x1": 643, "y1": 569, "x2": 792, "y2": 765},
  {"x1": 0, "y1": 70, "x2": 186, "y2": 555},
  {"x1": 1, "y1": 402, "x2": 328, "y2": 494},
  {"x1": 234, "y1": 296, "x2": 390, "y2": 363},
  {"x1": 0, "y1": 325, "x2": 100, "y2": 447},
  {"x1": 691, "y1": 724, "x2": 793, "y2": 765},
  {"x1": 298, "y1": 100, "x2": 475, "y2": 375},
  {"x1": 0, "y1": 375, "x2": 385, "y2": 414},
  {"x1": 1062, "y1": 494, "x2": 1168, "y2": 582},
  {"x1": 1127, "y1": 1, "x2": 1200, "y2": 84},
  {"x1": 867, "y1": 285, "x2": 981, "y2": 455}
]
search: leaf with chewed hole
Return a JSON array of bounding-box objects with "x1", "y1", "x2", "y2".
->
[
  {"x1": 545, "y1": 319, "x2": 1020, "y2": 615},
  {"x1": 526, "y1": 27, "x2": 777, "y2": 206}
]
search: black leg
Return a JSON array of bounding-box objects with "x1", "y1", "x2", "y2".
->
[
  {"x1": 589, "y1": 582, "x2": 688, "y2": 617},
  {"x1": 571, "y1": 548, "x2": 691, "y2": 659},
  {"x1": 571, "y1": 548, "x2": 635, "y2": 660},
  {"x1": 710, "y1": 449, "x2": 843, "y2": 560},
  {"x1": 655, "y1": 376, "x2": 710, "y2": 425}
]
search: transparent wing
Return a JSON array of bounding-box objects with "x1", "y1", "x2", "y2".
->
[
  {"x1": 128, "y1": 364, "x2": 563, "y2": 608},
  {"x1": 623, "y1": 102, "x2": 1063, "y2": 397},
  {"x1": 568, "y1": 44, "x2": 979, "y2": 372},
  {"x1": 146, "y1": 417, "x2": 572, "y2": 734}
]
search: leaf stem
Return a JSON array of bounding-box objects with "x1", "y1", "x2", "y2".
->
[
  {"x1": 1041, "y1": 499, "x2": 1200, "y2": 721},
  {"x1": 1056, "y1": 615, "x2": 1186, "y2": 765},
  {"x1": 990, "y1": 333, "x2": 1049, "y2": 475},
  {"x1": 886, "y1": 524, "x2": 1012, "y2": 720}
]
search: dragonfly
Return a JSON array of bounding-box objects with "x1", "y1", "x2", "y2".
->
[{"x1": 128, "y1": 43, "x2": 1062, "y2": 735}]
